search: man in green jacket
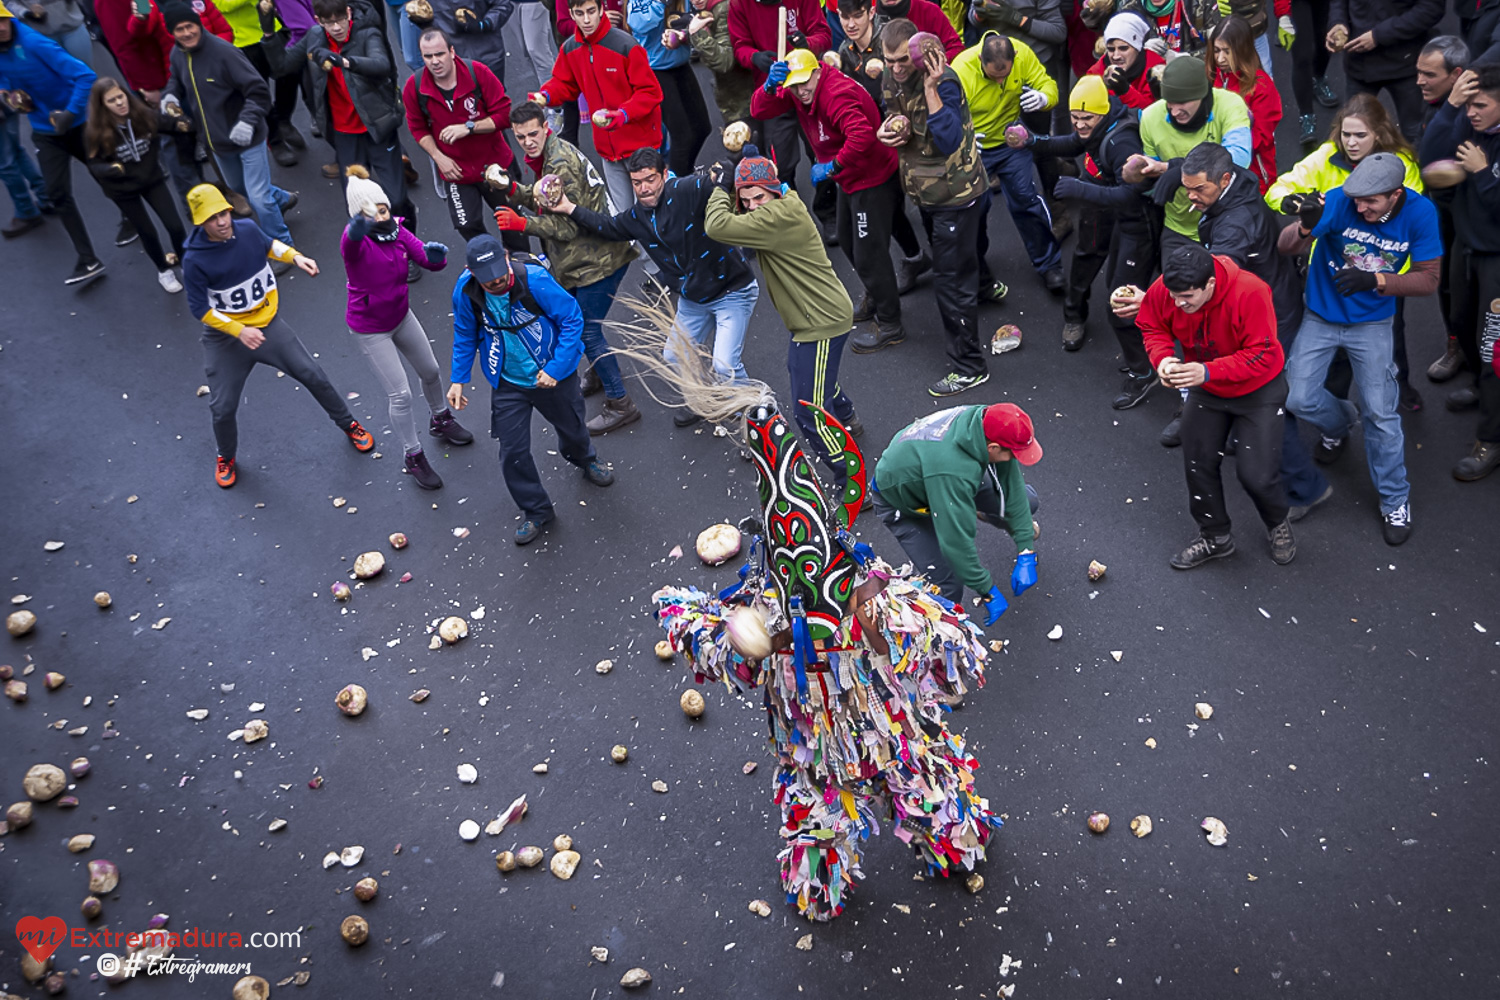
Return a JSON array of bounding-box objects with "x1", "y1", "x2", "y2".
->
[
  {"x1": 702, "y1": 147, "x2": 861, "y2": 479},
  {"x1": 872, "y1": 403, "x2": 1041, "y2": 626},
  {"x1": 492, "y1": 101, "x2": 642, "y2": 434}
]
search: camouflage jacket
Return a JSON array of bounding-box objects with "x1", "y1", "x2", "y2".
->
[
  {"x1": 513, "y1": 134, "x2": 637, "y2": 291},
  {"x1": 881, "y1": 67, "x2": 987, "y2": 209},
  {"x1": 688, "y1": 0, "x2": 754, "y2": 125}
]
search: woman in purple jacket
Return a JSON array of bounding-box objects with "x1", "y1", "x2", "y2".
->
[{"x1": 340, "y1": 165, "x2": 473, "y2": 489}]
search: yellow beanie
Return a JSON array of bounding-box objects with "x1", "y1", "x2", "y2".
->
[{"x1": 1070, "y1": 74, "x2": 1111, "y2": 116}]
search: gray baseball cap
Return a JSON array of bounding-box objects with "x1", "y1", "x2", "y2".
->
[{"x1": 1343, "y1": 152, "x2": 1406, "y2": 197}]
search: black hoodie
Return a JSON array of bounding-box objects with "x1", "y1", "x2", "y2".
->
[
  {"x1": 1197, "y1": 163, "x2": 1303, "y2": 337},
  {"x1": 1032, "y1": 98, "x2": 1150, "y2": 224}
]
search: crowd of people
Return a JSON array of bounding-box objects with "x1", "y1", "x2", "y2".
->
[{"x1": 3, "y1": 0, "x2": 1498, "y2": 584}]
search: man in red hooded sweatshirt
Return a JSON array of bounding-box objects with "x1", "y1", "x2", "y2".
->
[
  {"x1": 752, "y1": 48, "x2": 907, "y2": 351},
  {"x1": 728, "y1": 0, "x2": 828, "y2": 189},
  {"x1": 1113, "y1": 243, "x2": 1295, "y2": 571},
  {"x1": 527, "y1": 0, "x2": 662, "y2": 218}
]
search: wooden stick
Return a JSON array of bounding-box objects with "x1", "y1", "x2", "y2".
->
[{"x1": 776, "y1": 6, "x2": 787, "y2": 61}]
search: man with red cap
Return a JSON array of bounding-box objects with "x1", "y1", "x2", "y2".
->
[{"x1": 870, "y1": 402, "x2": 1041, "y2": 627}]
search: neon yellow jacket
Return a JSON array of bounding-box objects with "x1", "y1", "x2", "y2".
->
[
  {"x1": 1263, "y1": 142, "x2": 1424, "y2": 211},
  {"x1": 952, "y1": 33, "x2": 1056, "y2": 150}
]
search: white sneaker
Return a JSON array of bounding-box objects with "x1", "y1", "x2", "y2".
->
[{"x1": 158, "y1": 269, "x2": 183, "y2": 293}]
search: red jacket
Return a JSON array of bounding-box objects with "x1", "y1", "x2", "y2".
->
[
  {"x1": 539, "y1": 19, "x2": 663, "y2": 162},
  {"x1": 402, "y1": 58, "x2": 514, "y2": 185},
  {"x1": 729, "y1": 0, "x2": 831, "y2": 86},
  {"x1": 97, "y1": 0, "x2": 233, "y2": 91},
  {"x1": 1214, "y1": 67, "x2": 1280, "y2": 193},
  {"x1": 751, "y1": 64, "x2": 895, "y2": 193},
  {"x1": 904, "y1": 0, "x2": 962, "y2": 59},
  {"x1": 1087, "y1": 48, "x2": 1164, "y2": 111},
  {"x1": 1138, "y1": 256, "x2": 1284, "y2": 398}
]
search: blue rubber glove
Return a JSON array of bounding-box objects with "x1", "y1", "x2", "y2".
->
[
  {"x1": 1011, "y1": 551, "x2": 1037, "y2": 596},
  {"x1": 423, "y1": 240, "x2": 448, "y2": 264},
  {"x1": 979, "y1": 585, "x2": 1008, "y2": 627},
  {"x1": 765, "y1": 59, "x2": 790, "y2": 92},
  {"x1": 810, "y1": 160, "x2": 837, "y2": 185}
]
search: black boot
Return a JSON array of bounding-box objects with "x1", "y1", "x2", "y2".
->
[
  {"x1": 429, "y1": 409, "x2": 474, "y2": 445},
  {"x1": 403, "y1": 448, "x2": 443, "y2": 489}
]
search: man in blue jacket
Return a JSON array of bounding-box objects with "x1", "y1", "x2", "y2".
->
[
  {"x1": 0, "y1": 8, "x2": 102, "y2": 284},
  {"x1": 447, "y1": 235, "x2": 616, "y2": 545}
]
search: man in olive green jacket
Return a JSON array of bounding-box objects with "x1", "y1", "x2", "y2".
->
[
  {"x1": 872, "y1": 403, "x2": 1041, "y2": 626},
  {"x1": 702, "y1": 147, "x2": 861, "y2": 480},
  {"x1": 492, "y1": 102, "x2": 641, "y2": 434},
  {"x1": 687, "y1": 0, "x2": 754, "y2": 126}
]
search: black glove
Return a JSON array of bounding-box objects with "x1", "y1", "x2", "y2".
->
[
  {"x1": 787, "y1": 29, "x2": 807, "y2": 49},
  {"x1": 1334, "y1": 267, "x2": 1379, "y2": 296},
  {"x1": 1151, "y1": 160, "x2": 1183, "y2": 207},
  {"x1": 751, "y1": 50, "x2": 776, "y2": 72},
  {"x1": 667, "y1": 11, "x2": 693, "y2": 29},
  {"x1": 347, "y1": 213, "x2": 373, "y2": 241},
  {"x1": 1052, "y1": 175, "x2": 1088, "y2": 200},
  {"x1": 258, "y1": 2, "x2": 278, "y2": 34},
  {"x1": 707, "y1": 159, "x2": 735, "y2": 191},
  {"x1": 48, "y1": 109, "x2": 75, "y2": 132},
  {"x1": 1103, "y1": 65, "x2": 1128, "y2": 94},
  {"x1": 309, "y1": 46, "x2": 339, "y2": 68},
  {"x1": 1297, "y1": 195, "x2": 1324, "y2": 231},
  {"x1": 22, "y1": 5, "x2": 47, "y2": 22},
  {"x1": 1279, "y1": 193, "x2": 1305, "y2": 215}
]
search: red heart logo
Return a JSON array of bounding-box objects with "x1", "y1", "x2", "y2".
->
[{"x1": 15, "y1": 916, "x2": 68, "y2": 964}]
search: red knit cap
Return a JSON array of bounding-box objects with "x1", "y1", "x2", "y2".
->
[
  {"x1": 982, "y1": 404, "x2": 1043, "y2": 465},
  {"x1": 734, "y1": 145, "x2": 782, "y2": 196}
]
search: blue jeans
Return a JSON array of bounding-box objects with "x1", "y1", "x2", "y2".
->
[
  {"x1": 1254, "y1": 32, "x2": 1273, "y2": 81},
  {"x1": 979, "y1": 144, "x2": 1062, "y2": 276},
  {"x1": 57, "y1": 23, "x2": 94, "y2": 66},
  {"x1": 1285, "y1": 311, "x2": 1409, "y2": 513},
  {"x1": 0, "y1": 112, "x2": 47, "y2": 219},
  {"x1": 488, "y1": 372, "x2": 596, "y2": 522},
  {"x1": 397, "y1": 9, "x2": 424, "y2": 72},
  {"x1": 668, "y1": 280, "x2": 759, "y2": 384},
  {"x1": 574, "y1": 265, "x2": 628, "y2": 399},
  {"x1": 214, "y1": 143, "x2": 292, "y2": 245}
]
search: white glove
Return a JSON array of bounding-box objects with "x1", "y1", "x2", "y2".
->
[
  {"x1": 1143, "y1": 36, "x2": 1168, "y2": 57},
  {"x1": 1018, "y1": 86, "x2": 1047, "y2": 113},
  {"x1": 160, "y1": 93, "x2": 181, "y2": 114},
  {"x1": 228, "y1": 120, "x2": 254, "y2": 146}
]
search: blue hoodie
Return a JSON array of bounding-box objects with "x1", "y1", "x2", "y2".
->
[
  {"x1": 626, "y1": 0, "x2": 688, "y2": 71},
  {"x1": 450, "y1": 263, "x2": 585, "y2": 389},
  {"x1": 0, "y1": 20, "x2": 93, "y2": 135}
]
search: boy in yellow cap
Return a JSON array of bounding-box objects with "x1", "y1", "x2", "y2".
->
[
  {"x1": 1007, "y1": 74, "x2": 1158, "y2": 408},
  {"x1": 181, "y1": 184, "x2": 374, "y2": 488}
]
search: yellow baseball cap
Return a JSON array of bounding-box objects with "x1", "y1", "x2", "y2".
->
[
  {"x1": 784, "y1": 48, "x2": 820, "y2": 86},
  {"x1": 1070, "y1": 74, "x2": 1110, "y2": 115},
  {"x1": 187, "y1": 184, "x2": 232, "y2": 226}
]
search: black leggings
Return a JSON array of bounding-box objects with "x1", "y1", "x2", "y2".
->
[
  {"x1": 202, "y1": 315, "x2": 355, "y2": 461},
  {"x1": 111, "y1": 177, "x2": 186, "y2": 270},
  {"x1": 243, "y1": 42, "x2": 304, "y2": 144},
  {"x1": 1290, "y1": 0, "x2": 1331, "y2": 117},
  {"x1": 656, "y1": 63, "x2": 712, "y2": 177}
]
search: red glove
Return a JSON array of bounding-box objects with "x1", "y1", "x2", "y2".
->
[
  {"x1": 595, "y1": 109, "x2": 626, "y2": 130},
  {"x1": 493, "y1": 207, "x2": 527, "y2": 232},
  {"x1": 526, "y1": 90, "x2": 549, "y2": 106}
]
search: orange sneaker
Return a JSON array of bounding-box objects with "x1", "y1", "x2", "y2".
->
[
  {"x1": 215, "y1": 456, "x2": 237, "y2": 488},
  {"x1": 346, "y1": 420, "x2": 374, "y2": 453}
]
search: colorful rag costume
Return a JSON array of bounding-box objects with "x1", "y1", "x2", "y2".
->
[{"x1": 654, "y1": 400, "x2": 1002, "y2": 921}]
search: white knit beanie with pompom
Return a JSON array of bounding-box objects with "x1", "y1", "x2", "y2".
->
[{"x1": 344, "y1": 166, "x2": 390, "y2": 218}]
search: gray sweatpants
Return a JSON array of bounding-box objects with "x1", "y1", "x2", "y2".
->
[{"x1": 353, "y1": 310, "x2": 446, "y2": 453}]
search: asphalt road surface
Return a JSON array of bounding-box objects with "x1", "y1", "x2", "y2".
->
[{"x1": 2, "y1": 24, "x2": 1498, "y2": 1000}]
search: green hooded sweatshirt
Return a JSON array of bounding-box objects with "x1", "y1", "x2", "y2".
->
[
  {"x1": 703, "y1": 187, "x2": 853, "y2": 343},
  {"x1": 873, "y1": 406, "x2": 1035, "y2": 596}
]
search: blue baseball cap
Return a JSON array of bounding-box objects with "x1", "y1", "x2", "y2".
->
[{"x1": 465, "y1": 235, "x2": 510, "y2": 284}]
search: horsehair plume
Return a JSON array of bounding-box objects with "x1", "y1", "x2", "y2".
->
[{"x1": 604, "y1": 293, "x2": 776, "y2": 425}]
